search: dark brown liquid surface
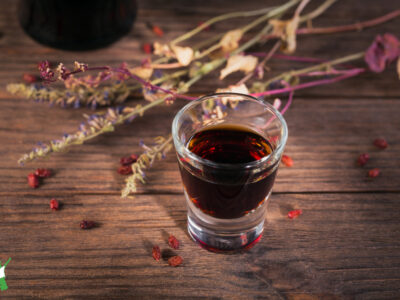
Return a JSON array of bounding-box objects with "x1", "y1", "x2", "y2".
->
[{"x1": 179, "y1": 124, "x2": 277, "y2": 219}]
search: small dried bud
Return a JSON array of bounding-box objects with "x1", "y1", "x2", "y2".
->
[
  {"x1": 80, "y1": 220, "x2": 95, "y2": 229},
  {"x1": 35, "y1": 168, "x2": 52, "y2": 178},
  {"x1": 357, "y1": 153, "x2": 370, "y2": 166},
  {"x1": 152, "y1": 245, "x2": 161, "y2": 261},
  {"x1": 50, "y1": 198, "x2": 59, "y2": 210},
  {"x1": 152, "y1": 25, "x2": 164, "y2": 37},
  {"x1": 168, "y1": 235, "x2": 180, "y2": 249},
  {"x1": 27, "y1": 173, "x2": 39, "y2": 188},
  {"x1": 23, "y1": 73, "x2": 38, "y2": 83},
  {"x1": 142, "y1": 43, "x2": 153, "y2": 54},
  {"x1": 120, "y1": 155, "x2": 137, "y2": 166},
  {"x1": 281, "y1": 154, "x2": 293, "y2": 167},
  {"x1": 368, "y1": 168, "x2": 380, "y2": 178},
  {"x1": 373, "y1": 138, "x2": 388, "y2": 149},
  {"x1": 117, "y1": 165, "x2": 133, "y2": 175},
  {"x1": 288, "y1": 209, "x2": 302, "y2": 219},
  {"x1": 74, "y1": 61, "x2": 88, "y2": 72},
  {"x1": 168, "y1": 255, "x2": 183, "y2": 267}
]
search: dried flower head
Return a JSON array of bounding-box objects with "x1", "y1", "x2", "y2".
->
[{"x1": 365, "y1": 33, "x2": 400, "y2": 72}]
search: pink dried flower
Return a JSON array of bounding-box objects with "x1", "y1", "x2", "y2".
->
[{"x1": 365, "y1": 33, "x2": 400, "y2": 72}]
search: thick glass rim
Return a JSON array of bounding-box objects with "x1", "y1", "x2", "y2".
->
[{"x1": 172, "y1": 92, "x2": 288, "y2": 170}]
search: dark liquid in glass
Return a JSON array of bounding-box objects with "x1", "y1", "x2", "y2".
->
[{"x1": 179, "y1": 124, "x2": 277, "y2": 219}]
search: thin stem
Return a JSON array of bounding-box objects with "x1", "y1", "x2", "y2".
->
[
  {"x1": 236, "y1": 40, "x2": 281, "y2": 85},
  {"x1": 261, "y1": 52, "x2": 364, "y2": 89},
  {"x1": 299, "y1": 0, "x2": 337, "y2": 22},
  {"x1": 171, "y1": 6, "x2": 276, "y2": 45},
  {"x1": 280, "y1": 90, "x2": 294, "y2": 115},
  {"x1": 297, "y1": 9, "x2": 400, "y2": 34},
  {"x1": 252, "y1": 68, "x2": 365, "y2": 97},
  {"x1": 195, "y1": 0, "x2": 301, "y2": 60}
]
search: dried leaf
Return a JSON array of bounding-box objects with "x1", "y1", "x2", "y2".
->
[
  {"x1": 219, "y1": 55, "x2": 258, "y2": 80},
  {"x1": 270, "y1": 16, "x2": 299, "y2": 54},
  {"x1": 153, "y1": 42, "x2": 173, "y2": 57},
  {"x1": 215, "y1": 83, "x2": 249, "y2": 107},
  {"x1": 171, "y1": 45, "x2": 194, "y2": 66},
  {"x1": 365, "y1": 33, "x2": 400, "y2": 73},
  {"x1": 215, "y1": 83, "x2": 249, "y2": 95},
  {"x1": 219, "y1": 29, "x2": 243, "y2": 53},
  {"x1": 129, "y1": 66, "x2": 153, "y2": 80},
  {"x1": 143, "y1": 82, "x2": 173, "y2": 102},
  {"x1": 273, "y1": 98, "x2": 282, "y2": 110}
]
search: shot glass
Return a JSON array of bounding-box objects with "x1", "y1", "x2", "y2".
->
[{"x1": 172, "y1": 93, "x2": 288, "y2": 252}]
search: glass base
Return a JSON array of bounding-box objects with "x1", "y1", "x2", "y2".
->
[{"x1": 188, "y1": 215, "x2": 264, "y2": 253}]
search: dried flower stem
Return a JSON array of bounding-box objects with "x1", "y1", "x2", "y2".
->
[
  {"x1": 122, "y1": 135, "x2": 173, "y2": 197},
  {"x1": 297, "y1": 9, "x2": 400, "y2": 35},
  {"x1": 258, "y1": 51, "x2": 364, "y2": 90},
  {"x1": 171, "y1": 6, "x2": 277, "y2": 45},
  {"x1": 237, "y1": 40, "x2": 281, "y2": 85},
  {"x1": 252, "y1": 67, "x2": 365, "y2": 97}
]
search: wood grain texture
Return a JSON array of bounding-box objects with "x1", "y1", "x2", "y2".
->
[{"x1": 0, "y1": 0, "x2": 399, "y2": 298}]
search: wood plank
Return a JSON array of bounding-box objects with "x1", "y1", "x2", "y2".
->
[
  {"x1": 1, "y1": 193, "x2": 400, "y2": 298},
  {"x1": 0, "y1": 98, "x2": 398, "y2": 195},
  {"x1": 0, "y1": 0, "x2": 399, "y2": 98}
]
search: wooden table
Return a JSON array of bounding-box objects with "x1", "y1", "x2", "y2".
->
[{"x1": 1, "y1": 0, "x2": 400, "y2": 298}]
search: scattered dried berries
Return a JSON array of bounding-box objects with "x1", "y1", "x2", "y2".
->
[
  {"x1": 168, "y1": 255, "x2": 183, "y2": 267},
  {"x1": 281, "y1": 155, "x2": 294, "y2": 167},
  {"x1": 23, "y1": 73, "x2": 38, "y2": 83},
  {"x1": 50, "y1": 198, "x2": 59, "y2": 210},
  {"x1": 287, "y1": 209, "x2": 302, "y2": 219},
  {"x1": 357, "y1": 153, "x2": 370, "y2": 166},
  {"x1": 373, "y1": 138, "x2": 388, "y2": 149},
  {"x1": 117, "y1": 165, "x2": 133, "y2": 175},
  {"x1": 368, "y1": 168, "x2": 380, "y2": 178},
  {"x1": 152, "y1": 245, "x2": 161, "y2": 261},
  {"x1": 168, "y1": 235, "x2": 180, "y2": 249},
  {"x1": 80, "y1": 220, "x2": 95, "y2": 229},
  {"x1": 27, "y1": 173, "x2": 39, "y2": 188},
  {"x1": 142, "y1": 43, "x2": 153, "y2": 54},
  {"x1": 120, "y1": 154, "x2": 138, "y2": 166},
  {"x1": 152, "y1": 25, "x2": 164, "y2": 37},
  {"x1": 35, "y1": 168, "x2": 52, "y2": 178}
]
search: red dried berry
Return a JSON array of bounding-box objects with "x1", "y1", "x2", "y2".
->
[
  {"x1": 27, "y1": 173, "x2": 39, "y2": 188},
  {"x1": 117, "y1": 165, "x2": 133, "y2": 175},
  {"x1": 50, "y1": 198, "x2": 59, "y2": 211},
  {"x1": 281, "y1": 155, "x2": 294, "y2": 167},
  {"x1": 368, "y1": 168, "x2": 380, "y2": 178},
  {"x1": 142, "y1": 43, "x2": 153, "y2": 54},
  {"x1": 152, "y1": 25, "x2": 164, "y2": 37},
  {"x1": 35, "y1": 168, "x2": 52, "y2": 178},
  {"x1": 23, "y1": 73, "x2": 38, "y2": 83},
  {"x1": 373, "y1": 138, "x2": 388, "y2": 149},
  {"x1": 152, "y1": 245, "x2": 161, "y2": 261},
  {"x1": 168, "y1": 255, "x2": 183, "y2": 267},
  {"x1": 120, "y1": 155, "x2": 138, "y2": 166},
  {"x1": 287, "y1": 209, "x2": 302, "y2": 219},
  {"x1": 357, "y1": 153, "x2": 370, "y2": 166},
  {"x1": 168, "y1": 235, "x2": 180, "y2": 249},
  {"x1": 80, "y1": 220, "x2": 95, "y2": 229}
]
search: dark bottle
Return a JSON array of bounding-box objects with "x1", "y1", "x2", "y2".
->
[{"x1": 18, "y1": 0, "x2": 137, "y2": 50}]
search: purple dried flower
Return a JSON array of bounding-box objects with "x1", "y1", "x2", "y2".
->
[
  {"x1": 365, "y1": 33, "x2": 400, "y2": 72},
  {"x1": 38, "y1": 61, "x2": 54, "y2": 81}
]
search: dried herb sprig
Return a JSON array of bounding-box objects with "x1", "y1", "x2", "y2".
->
[
  {"x1": 6, "y1": 81, "x2": 130, "y2": 108},
  {"x1": 122, "y1": 135, "x2": 173, "y2": 197}
]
